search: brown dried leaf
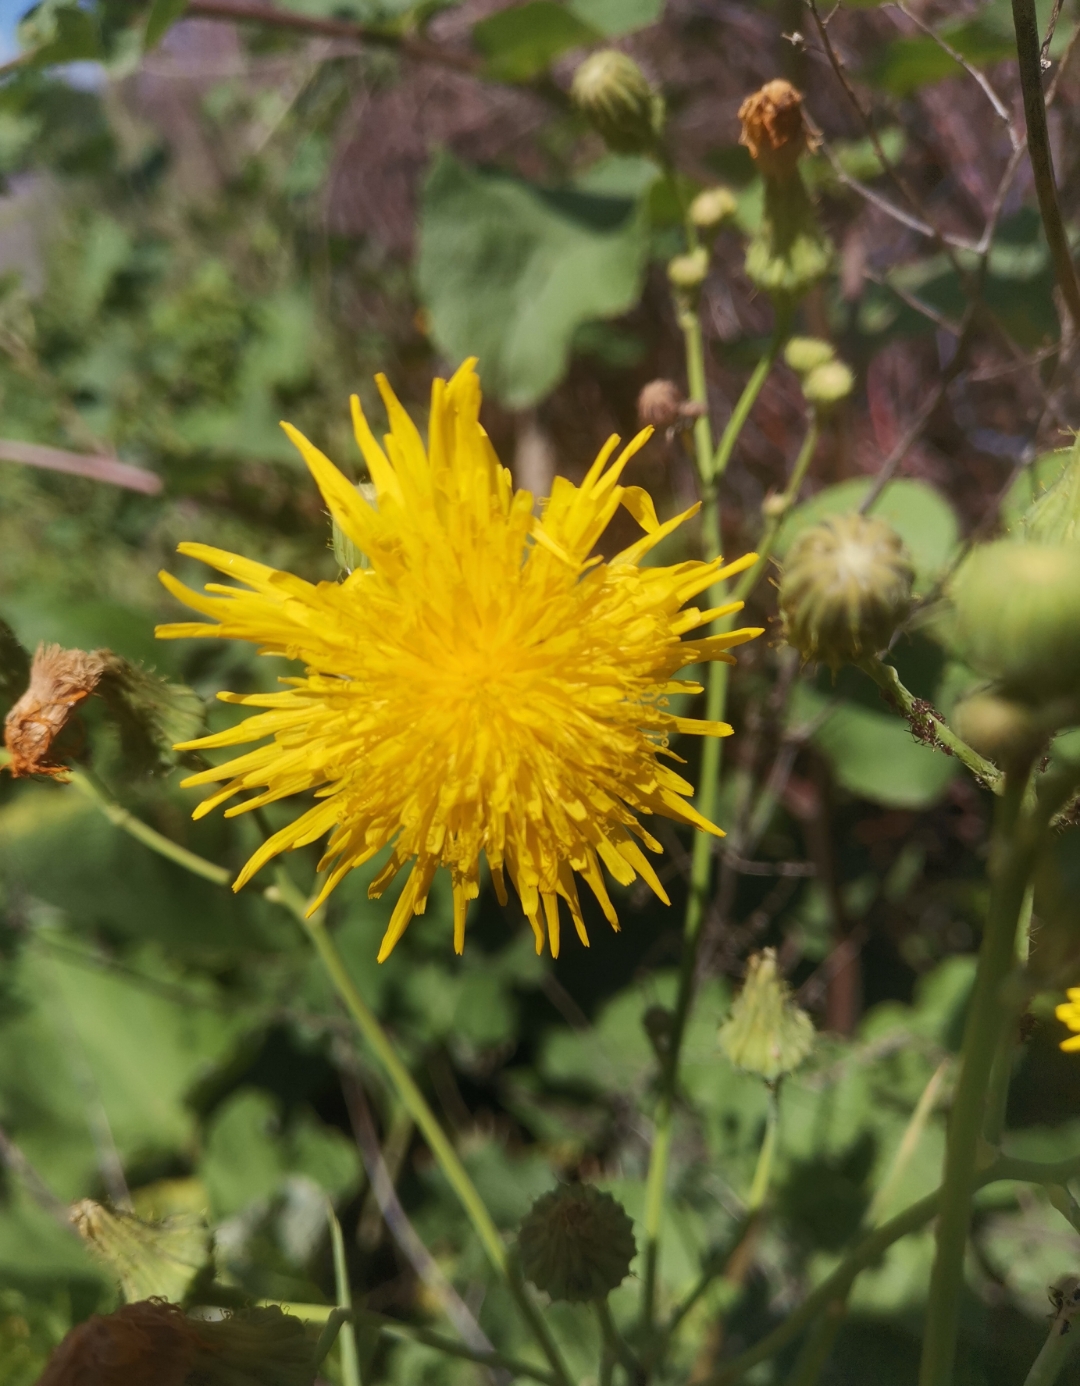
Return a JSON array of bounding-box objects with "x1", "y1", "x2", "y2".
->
[{"x1": 3, "y1": 643, "x2": 107, "y2": 779}]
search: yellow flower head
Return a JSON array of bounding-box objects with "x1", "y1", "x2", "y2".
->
[
  {"x1": 1056, "y1": 989, "x2": 1080, "y2": 1051},
  {"x1": 157, "y1": 362, "x2": 761, "y2": 960}
]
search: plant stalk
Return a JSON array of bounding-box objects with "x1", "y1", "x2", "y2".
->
[
  {"x1": 1011, "y1": 0, "x2": 1080, "y2": 332},
  {"x1": 918, "y1": 768, "x2": 1035, "y2": 1386}
]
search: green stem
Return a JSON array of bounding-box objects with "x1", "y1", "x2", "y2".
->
[
  {"x1": 705, "y1": 1150, "x2": 1080, "y2": 1385},
  {"x1": 596, "y1": 1298, "x2": 640, "y2": 1380},
  {"x1": 329, "y1": 1206, "x2": 362, "y2": 1386},
  {"x1": 1023, "y1": 1316, "x2": 1080, "y2": 1386},
  {"x1": 733, "y1": 416, "x2": 819, "y2": 605},
  {"x1": 858, "y1": 657, "x2": 1004, "y2": 792},
  {"x1": 679, "y1": 300, "x2": 715, "y2": 485},
  {"x1": 784, "y1": 1297, "x2": 846, "y2": 1386},
  {"x1": 1011, "y1": 0, "x2": 1080, "y2": 332},
  {"x1": 919, "y1": 769, "x2": 1036, "y2": 1386},
  {"x1": 659, "y1": 1214, "x2": 756, "y2": 1348},
  {"x1": 640, "y1": 310, "x2": 790, "y2": 1334},
  {"x1": 746, "y1": 1087, "x2": 779, "y2": 1212},
  {"x1": 68, "y1": 769, "x2": 231, "y2": 885}
]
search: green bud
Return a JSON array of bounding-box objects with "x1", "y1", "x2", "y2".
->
[
  {"x1": 689, "y1": 186, "x2": 737, "y2": 229},
  {"x1": 779, "y1": 512, "x2": 914, "y2": 667},
  {"x1": 802, "y1": 359, "x2": 854, "y2": 405},
  {"x1": 952, "y1": 693, "x2": 1038, "y2": 764},
  {"x1": 667, "y1": 247, "x2": 709, "y2": 291},
  {"x1": 518, "y1": 1184, "x2": 636, "y2": 1302},
  {"x1": 570, "y1": 50, "x2": 664, "y2": 154},
  {"x1": 784, "y1": 336, "x2": 835, "y2": 375},
  {"x1": 950, "y1": 541, "x2": 1080, "y2": 702},
  {"x1": 70, "y1": 1199, "x2": 212, "y2": 1305},
  {"x1": 719, "y1": 949, "x2": 814, "y2": 1082},
  {"x1": 1017, "y1": 435, "x2": 1080, "y2": 546}
]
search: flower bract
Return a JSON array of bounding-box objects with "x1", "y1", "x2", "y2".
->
[{"x1": 157, "y1": 361, "x2": 760, "y2": 960}]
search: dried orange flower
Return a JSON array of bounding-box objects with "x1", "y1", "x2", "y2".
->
[
  {"x1": 738, "y1": 79, "x2": 814, "y2": 180},
  {"x1": 37, "y1": 1300, "x2": 200, "y2": 1386},
  {"x1": 3, "y1": 643, "x2": 106, "y2": 778}
]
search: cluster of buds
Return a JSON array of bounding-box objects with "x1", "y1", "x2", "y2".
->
[
  {"x1": 784, "y1": 336, "x2": 854, "y2": 408},
  {"x1": 779, "y1": 512, "x2": 914, "y2": 668}
]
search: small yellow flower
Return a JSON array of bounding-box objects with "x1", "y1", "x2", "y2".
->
[
  {"x1": 1056, "y1": 989, "x2": 1080, "y2": 1051},
  {"x1": 157, "y1": 361, "x2": 760, "y2": 960}
]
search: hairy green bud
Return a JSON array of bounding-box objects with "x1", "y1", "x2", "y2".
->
[
  {"x1": 690, "y1": 186, "x2": 737, "y2": 229},
  {"x1": 802, "y1": 359, "x2": 854, "y2": 405},
  {"x1": 518, "y1": 1184, "x2": 636, "y2": 1302},
  {"x1": 571, "y1": 50, "x2": 664, "y2": 154},
  {"x1": 719, "y1": 949, "x2": 814, "y2": 1082},
  {"x1": 780, "y1": 512, "x2": 914, "y2": 667},
  {"x1": 784, "y1": 336, "x2": 835, "y2": 375},
  {"x1": 950, "y1": 541, "x2": 1080, "y2": 701},
  {"x1": 667, "y1": 247, "x2": 709, "y2": 291}
]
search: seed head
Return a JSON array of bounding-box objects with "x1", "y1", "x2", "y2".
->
[
  {"x1": 518, "y1": 1184, "x2": 636, "y2": 1302},
  {"x1": 719, "y1": 949, "x2": 814, "y2": 1082}
]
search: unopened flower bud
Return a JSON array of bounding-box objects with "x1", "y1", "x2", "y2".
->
[
  {"x1": 690, "y1": 186, "x2": 737, "y2": 229},
  {"x1": 71, "y1": 1199, "x2": 211, "y2": 1305},
  {"x1": 952, "y1": 693, "x2": 1038, "y2": 764},
  {"x1": 518, "y1": 1184, "x2": 636, "y2": 1302},
  {"x1": 719, "y1": 949, "x2": 814, "y2": 1082},
  {"x1": 637, "y1": 379, "x2": 684, "y2": 429},
  {"x1": 762, "y1": 492, "x2": 789, "y2": 520},
  {"x1": 802, "y1": 359, "x2": 854, "y2": 405},
  {"x1": 950, "y1": 541, "x2": 1080, "y2": 702},
  {"x1": 784, "y1": 336, "x2": 835, "y2": 375},
  {"x1": 667, "y1": 247, "x2": 709, "y2": 291},
  {"x1": 738, "y1": 79, "x2": 813, "y2": 181},
  {"x1": 571, "y1": 50, "x2": 664, "y2": 154},
  {"x1": 780, "y1": 512, "x2": 914, "y2": 667}
]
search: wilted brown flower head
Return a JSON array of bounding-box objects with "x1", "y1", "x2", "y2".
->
[
  {"x1": 738, "y1": 79, "x2": 813, "y2": 179},
  {"x1": 3, "y1": 643, "x2": 106, "y2": 778},
  {"x1": 636, "y1": 380, "x2": 707, "y2": 432},
  {"x1": 37, "y1": 1300, "x2": 201, "y2": 1386}
]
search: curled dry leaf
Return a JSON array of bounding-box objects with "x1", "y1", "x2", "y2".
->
[{"x1": 3, "y1": 642, "x2": 106, "y2": 778}]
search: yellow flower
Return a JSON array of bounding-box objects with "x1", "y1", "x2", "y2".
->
[
  {"x1": 157, "y1": 362, "x2": 761, "y2": 960},
  {"x1": 1056, "y1": 989, "x2": 1080, "y2": 1051}
]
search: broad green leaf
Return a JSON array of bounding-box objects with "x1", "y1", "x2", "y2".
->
[
  {"x1": 790, "y1": 682, "x2": 956, "y2": 809},
  {"x1": 472, "y1": 3, "x2": 597, "y2": 83},
  {"x1": 417, "y1": 153, "x2": 649, "y2": 408},
  {"x1": 21, "y1": 1, "x2": 105, "y2": 66},
  {"x1": 1000, "y1": 449, "x2": 1071, "y2": 530},
  {"x1": 568, "y1": 0, "x2": 663, "y2": 36},
  {"x1": 775, "y1": 477, "x2": 959, "y2": 596}
]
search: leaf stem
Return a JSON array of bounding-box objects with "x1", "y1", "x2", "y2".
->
[
  {"x1": 857, "y1": 657, "x2": 1004, "y2": 792},
  {"x1": 746, "y1": 1086, "x2": 779, "y2": 1212},
  {"x1": 329, "y1": 1205, "x2": 362, "y2": 1386}
]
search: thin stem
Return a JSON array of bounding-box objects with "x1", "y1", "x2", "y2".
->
[
  {"x1": 705, "y1": 1150, "x2": 1080, "y2": 1385},
  {"x1": 733, "y1": 416, "x2": 820, "y2": 604},
  {"x1": 866, "y1": 1058, "x2": 950, "y2": 1226},
  {"x1": 595, "y1": 1299, "x2": 640, "y2": 1380},
  {"x1": 746, "y1": 1087, "x2": 779, "y2": 1212},
  {"x1": 1011, "y1": 0, "x2": 1080, "y2": 332},
  {"x1": 984, "y1": 886, "x2": 1033, "y2": 1149},
  {"x1": 67, "y1": 769, "x2": 231, "y2": 885},
  {"x1": 858, "y1": 657, "x2": 1004, "y2": 792},
  {"x1": 640, "y1": 311, "x2": 789, "y2": 1333},
  {"x1": 784, "y1": 1297, "x2": 846, "y2": 1386},
  {"x1": 329, "y1": 1205, "x2": 362, "y2": 1386},
  {"x1": 919, "y1": 768, "x2": 1037, "y2": 1386},
  {"x1": 660, "y1": 1214, "x2": 757, "y2": 1346},
  {"x1": 1023, "y1": 1297, "x2": 1080, "y2": 1386}
]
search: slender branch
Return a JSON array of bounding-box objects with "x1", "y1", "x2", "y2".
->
[
  {"x1": 595, "y1": 1299, "x2": 640, "y2": 1381},
  {"x1": 893, "y1": 2, "x2": 1018, "y2": 144},
  {"x1": 0, "y1": 439, "x2": 161, "y2": 494},
  {"x1": 784, "y1": 1297, "x2": 846, "y2": 1386},
  {"x1": 184, "y1": 0, "x2": 480, "y2": 71},
  {"x1": 1022, "y1": 1283, "x2": 1080, "y2": 1386},
  {"x1": 857, "y1": 657, "x2": 1004, "y2": 792},
  {"x1": 1011, "y1": 0, "x2": 1080, "y2": 331},
  {"x1": 733, "y1": 415, "x2": 819, "y2": 604}
]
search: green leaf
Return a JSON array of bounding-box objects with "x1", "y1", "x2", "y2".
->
[
  {"x1": 869, "y1": 21, "x2": 1014, "y2": 97},
  {"x1": 567, "y1": 0, "x2": 663, "y2": 36},
  {"x1": 472, "y1": 2, "x2": 598, "y2": 83},
  {"x1": 22, "y1": 1, "x2": 105, "y2": 67},
  {"x1": 790, "y1": 683, "x2": 956, "y2": 809},
  {"x1": 144, "y1": 0, "x2": 189, "y2": 49},
  {"x1": 775, "y1": 477, "x2": 959, "y2": 597},
  {"x1": 417, "y1": 153, "x2": 649, "y2": 408},
  {"x1": 1000, "y1": 448, "x2": 1071, "y2": 530}
]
